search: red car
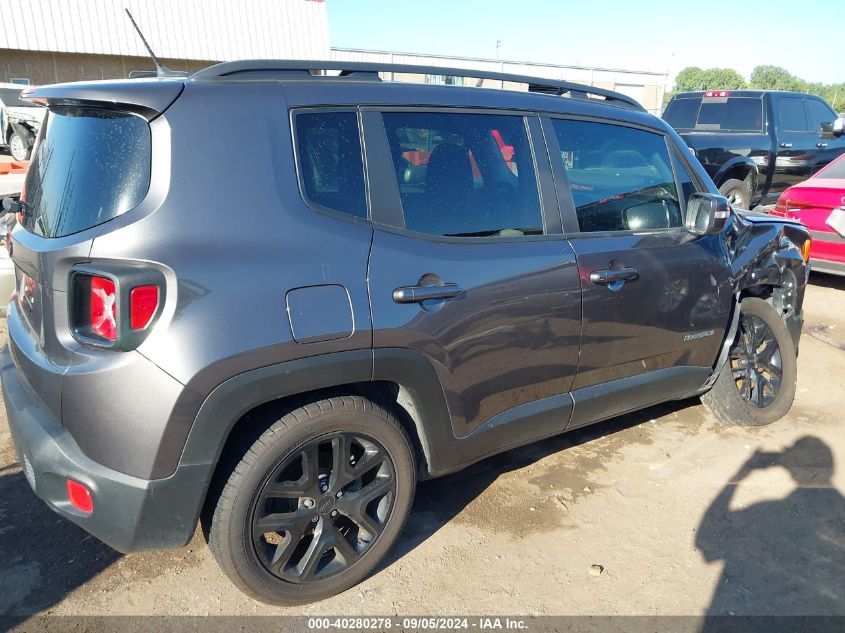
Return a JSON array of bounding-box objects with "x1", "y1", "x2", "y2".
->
[{"x1": 773, "y1": 153, "x2": 845, "y2": 276}]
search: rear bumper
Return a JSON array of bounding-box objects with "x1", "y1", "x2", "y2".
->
[{"x1": 1, "y1": 343, "x2": 209, "y2": 553}]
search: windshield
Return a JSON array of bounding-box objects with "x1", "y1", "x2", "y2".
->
[
  {"x1": 0, "y1": 87, "x2": 27, "y2": 108},
  {"x1": 22, "y1": 106, "x2": 151, "y2": 238},
  {"x1": 664, "y1": 97, "x2": 764, "y2": 132}
]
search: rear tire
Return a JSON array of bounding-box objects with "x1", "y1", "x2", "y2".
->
[
  {"x1": 702, "y1": 298, "x2": 797, "y2": 426},
  {"x1": 719, "y1": 178, "x2": 751, "y2": 209},
  {"x1": 9, "y1": 131, "x2": 31, "y2": 161},
  {"x1": 207, "y1": 395, "x2": 416, "y2": 605}
]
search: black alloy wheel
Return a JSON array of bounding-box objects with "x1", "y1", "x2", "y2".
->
[
  {"x1": 251, "y1": 432, "x2": 396, "y2": 582},
  {"x1": 730, "y1": 313, "x2": 783, "y2": 408},
  {"x1": 702, "y1": 297, "x2": 797, "y2": 426}
]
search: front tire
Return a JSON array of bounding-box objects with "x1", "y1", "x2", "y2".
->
[
  {"x1": 702, "y1": 298, "x2": 797, "y2": 426},
  {"x1": 207, "y1": 396, "x2": 416, "y2": 605},
  {"x1": 719, "y1": 178, "x2": 751, "y2": 209}
]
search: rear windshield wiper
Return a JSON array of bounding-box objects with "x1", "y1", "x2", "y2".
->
[{"x1": 2, "y1": 197, "x2": 32, "y2": 219}]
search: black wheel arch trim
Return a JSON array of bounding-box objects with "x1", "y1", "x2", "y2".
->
[
  {"x1": 714, "y1": 157, "x2": 759, "y2": 191},
  {"x1": 177, "y1": 349, "x2": 376, "y2": 470}
]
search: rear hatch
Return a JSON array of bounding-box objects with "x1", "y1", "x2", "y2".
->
[{"x1": 6, "y1": 79, "x2": 182, "y2": 419}]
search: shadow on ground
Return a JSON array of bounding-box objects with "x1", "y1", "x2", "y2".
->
[
  {"x1": 697, "y1": 436, "x2": 845, "y2": 619},
  {"x1": 0, "y1": 464, "x2": 120, "y2": 621}
]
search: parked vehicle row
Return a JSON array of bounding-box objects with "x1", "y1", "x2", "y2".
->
[
  {"x1": 0, "y1": 82, "x2": 44, "y2": 161},
  {"x1": 662, "y1": 90, "x2": 845, "y2": 209},
  {"x1": 2, "y1": 61, "x2": 810, "y2": 605}
]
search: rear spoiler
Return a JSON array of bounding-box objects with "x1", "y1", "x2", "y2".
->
[{"x1": 21, "y1": 79, "x2": 184, "y2": 120}]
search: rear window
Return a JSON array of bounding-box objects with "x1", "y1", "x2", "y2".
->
[
  {"x1": 22, "y1": 107, "x2": 151, "y2": 238},
  {"x1": 662, "y1": 98, "x2": 700, "y2": 129},
  {"x1": 0, "y1": 87, "x2": 27, "y2": 107},
  {"x1": 817, "y1": 156, "x2": 845, "y2": 179},
  {"x1": 664, "y1": 96, "x2": 763, "y2": 132}
]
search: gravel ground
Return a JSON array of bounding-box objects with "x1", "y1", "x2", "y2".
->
[{"x1": 1, "y1": 274, "x2": 844, "y2": 622}]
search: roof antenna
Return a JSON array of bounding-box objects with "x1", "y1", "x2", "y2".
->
[{"x1": 124, "y1": 8, "x2": 187, "y2": 78}]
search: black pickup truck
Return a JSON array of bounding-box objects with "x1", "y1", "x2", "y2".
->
[{"x1": 663, "y1": 90, "x2": 845, "y2": 208}]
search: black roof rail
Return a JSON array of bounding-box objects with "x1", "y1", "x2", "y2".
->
[{"x1": 190, "y1": 60, "x2": 645, "y2": 111}]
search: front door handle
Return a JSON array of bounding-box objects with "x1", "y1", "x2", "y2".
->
[
  {"x1": 393, "y1": 283, "x2": 463, "y2": 304},
  {"x1": 779, "y1": 142, "x2": 793, "y2": 148},
  {"x1": 589, "y1": 267, "x2": 639, "y2": 285},
  {"x1": 817, "y1": 142, "x2": 828, "y2": 148}
]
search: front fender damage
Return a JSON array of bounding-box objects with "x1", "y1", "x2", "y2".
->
[{"x1": 727, "y1": 212, "x2": 809, "y2": 348}]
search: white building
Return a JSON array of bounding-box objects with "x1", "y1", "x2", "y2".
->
[
  {"x1": 0, "y1": 0, "x2": 665, "y2": 113},
  {"x1": 0, "y1": 0, "x2": 330, "y2": 83}
]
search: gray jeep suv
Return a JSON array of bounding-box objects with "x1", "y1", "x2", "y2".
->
[{"x1": 2, "y1": 61, "x2": 810, "y2": 605}]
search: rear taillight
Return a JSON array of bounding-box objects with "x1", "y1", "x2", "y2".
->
[
  {"x1": 130, "y1": 285, "x2": 159, "y2": 330},
  {"x1": 90, "y1": 276, "x2": 117, "y2": 341},
  {"x1": 71, "y1": 267, "x2": 164, "y2": 349}
]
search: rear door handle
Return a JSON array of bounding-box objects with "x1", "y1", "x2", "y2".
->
[
  {"x1": 780, "y1": 142, "x2": 793, "y2": 148},
  {"x1": 589, "y1": 267, "x2": 639, "y2": 285},
  {"x1": 817, "y1": 142, "x2": 828, "y2": 148},
  {"x1": 393, "y1": 283, "x2": 463, "y2": 304}
]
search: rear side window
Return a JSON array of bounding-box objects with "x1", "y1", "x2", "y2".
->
[
  {"x1": 779, "y1": 97, "x2": 809, "y2": 131},
  {"x1": 22, "y1": 107, "x2": 151, "y2": 238},
  {"x1": 381, "y1": 112, "x2": 543, "y2": 238},
  {"x1": 294, "y1": 111, "x2": 367, "y2": 219},
  {"x1": 552, "y1": 119, "x2": 682, "y2": 232}
]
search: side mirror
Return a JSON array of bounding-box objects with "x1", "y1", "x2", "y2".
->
[
  {"x1": 685, "y1": 193, "x2": 730, "y2": 236},
  {"x1": 833, "y1": 117, "x2": 845, "y2": 137}
]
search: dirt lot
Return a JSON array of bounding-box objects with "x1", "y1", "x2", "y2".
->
[{"x1": 1, "y1": 274, "x2": 844, "y2": 621}]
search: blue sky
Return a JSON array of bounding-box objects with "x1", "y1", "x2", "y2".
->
[{"x1": 327, "y1": 0, "x2": 840, "y2": 86}]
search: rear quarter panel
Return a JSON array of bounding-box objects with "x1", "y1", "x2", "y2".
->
[{"x1": 87, "y1": 81, "x2": 375, "y2": 476}]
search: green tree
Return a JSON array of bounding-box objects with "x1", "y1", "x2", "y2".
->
[
  {"x1": 665, "y1": 66, "x2": 747, "y2": 106},
  {"x1": 672, "y1": 66, "x2": 746, "y2": 91},
  {"x1": 749, "y1": 65, "x2": 805, "y2": 91},
  {"x1": 665, "y1": 65, "x2": 843, "y2": 112}
]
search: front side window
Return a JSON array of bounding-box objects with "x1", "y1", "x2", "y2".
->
[
  {"x1": 295, "y1": 111, "x2": 367, "y2": 219},
  {"x1": 381, "y1": 111, "x2": 543, "y2": 238},
  {"x1": 806, "y1": 99, "x2": 836, "y2": 132},
  {"x1": 552, "y1": 119, "x2": 682, "y2": 232},
  {"x1": 779, "y1": 97, "x2": 809, "y2": 132}
]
